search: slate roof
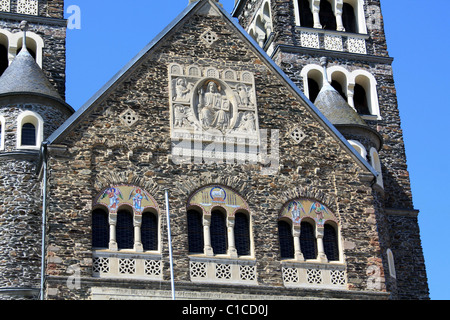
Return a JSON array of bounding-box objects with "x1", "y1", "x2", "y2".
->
[
  {"x1": 0, "y1": 47, "x2": 63, "y2": 101},
  {"x1": 314, "y1": 81, "x2": 367, "y2": 127}
]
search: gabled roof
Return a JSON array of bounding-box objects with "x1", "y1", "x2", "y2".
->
[
  {"x1": 0, "y1": 47, "x2": 63, "y2": 101},
  {"x1": 46, "y1": 0, "x2": 377, "y2": 178}
]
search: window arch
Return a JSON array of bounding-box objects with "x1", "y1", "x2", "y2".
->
[
  {"x1": 342, "y1": 2, "x2": 357, "y2": 33},
  {"x1": 387, "y1": 249, "x2": 396, "y2": 279},
  {"x1": 278, "y1": 220, "x2": 294, "y2": 259},
  {"x1": 116, "y1": 208, "x2": 134, "y2": 250},
  {"x1": 210, "y1": 209, "x2": 228, "y2": 255},
  {"x1": 319, "y1": 0, "x2": 337, "y2": 30},
  {"x1": 348, "y1": 140, "x2": 367, "y2": 160},
  {"x1": 234, "y1": 212, "x2": 251, "y2": 256},
  {"x1": 16, "y1": 111, "x2": 43, "y2": 149},
  {"x1": 300, "y1": 220, "x2": 317, "y2": 260},
  {"x1": 92, "y1": 185, "x2": 160, "y2": 252},
  {"x1": 323, "y1": 223, "x2": 339, "y2": 261},
  {"x1": 186, "y1": 185, "x2": 253, "y2": 258},
  {"x1": 141, "y1": 210, "x2": 158, "y2": 251},
  {"x1": 92, "y1": 208, "x2": 109, "y2": 249},
  {"x1": 278, "y1": 199, "x2": 341, "y2": 263},
  {"x1": 187, "y1": 209, "x2": 204, "y2": 254}
]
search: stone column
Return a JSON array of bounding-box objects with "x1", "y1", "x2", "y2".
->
[
  {"x1": 109, "y1": 213, "x2": 118, "y2": 251},
  {"x1": 335, "y1": 0, "x2": 345, "y2": 31},
  {"x1": 203, "y1": 215, "x2": 214, "y2": 256},
  {"x1": 312, "y1": 0, "x2": 322, "y2": 29},
  {"x1": 316, "y1": 227, "x2": 328, "y2": 263},
  {"x1": 227, "y1": 217, "x2": 238, "y2": 258},
  {"x1": 134, "y1": 214, "x2": 143, "y2": 252},
  {"x1": 292, "y1": 226, "x2": 304, "y2": 261}
]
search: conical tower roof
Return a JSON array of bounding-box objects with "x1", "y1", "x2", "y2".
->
[
  {"x1": 314, "y1": 81, "x2": 367, "y2": 126},
  {"x1": 0, "y1": 47, "x2": 62, "y2": 101}
]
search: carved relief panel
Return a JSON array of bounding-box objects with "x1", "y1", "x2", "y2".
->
[{"x1": 169, "y1": 63, "x2": 260, "y2": 146}]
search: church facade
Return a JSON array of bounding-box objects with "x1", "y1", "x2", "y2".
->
[{"x1": 0, "y1": 0, "x2": 429, "y2": 300}]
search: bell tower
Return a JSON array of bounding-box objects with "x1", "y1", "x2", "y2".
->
[
  {"x1": 233, "y1": 0, "x2": 429, "y2": 299},
  {"x1": 0, "y1": 0, "x2": 71, "y2": 300}
]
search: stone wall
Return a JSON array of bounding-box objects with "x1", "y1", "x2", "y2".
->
[{"x1": 44, "y1": 7, "x2": 389, "y2": 299}]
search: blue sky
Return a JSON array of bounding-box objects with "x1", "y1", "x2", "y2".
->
[{"x1": 63, "y1": 0, "x2": 449, "y2": 300}]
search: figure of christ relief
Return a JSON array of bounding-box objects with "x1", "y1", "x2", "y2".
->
[{"x1": 198, "y1": 81, "x2": 232, "y2": 132}]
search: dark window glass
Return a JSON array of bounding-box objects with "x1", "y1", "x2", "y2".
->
[
  {"x1": 300, "y1": 221, "x2": 317, "y2": 260},
  {"x1": 116, "y1": 210, "x2": 134, "y2": 250},
  {"x1": 342, "y1": 3, "x2": 357, "y2": 33},
  {"x1": 298, "y1": 0, "x2": 313, "y2": 27},
  {"x1": 210, "y1": 210, "x2": 227, "y2": 255},
  {"x1": 278, "y1": 220, "x2": 294, "y2": 259},
  {"x1": 141, "y1": 211, "x2": 158, "y2": 251},
  {"x1": 0, "y1": 44, "x2": 8, "y2": 76},
  {"x1": 308, "y1": 78, "x2": 320, "y2": 103},
  {"x1": 319, "y1": 0, "x2": 337, "y2": 30},
  {"x1": 331, "y1": 80, "x2": 347, "y2": 100},
  {"x1": 21, "y1": 123, "x2": 36, "y2": 146},
  {"x1": 234, "y1": 212, "x2": 250, "y2": 256},
  {"x1": 324, "y1": 224, "x2": 339, "y2": 261},
  {"x1": 187, "y1": 210, "x2": 204, "y2": 254},
  {"x1": 92, "y1": 209, "x2": 109, "y2": 249},
  {"x1": 354, "y1": 83, "x2": 370, "y2": 115}
]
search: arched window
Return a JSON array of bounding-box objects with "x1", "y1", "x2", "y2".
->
[
  {"x1": 17, "y1": 111, "x2": 43, "y2": 149},
  {"x1": 298, "y1": 0, "x2": 313, "y2": 28},
  {"x1": 342, "y1": 3, "x2": 357, "y2": 33},
  {"x1": 319, "y1": 0, "x2": 336, "y2": 30},
  {"x1": 331, "y1": 80, "x2": 347, "y2": 100},
  {"x1": 323, "y1": 223, "x2": 339, "y2": 261},
  {"x1": 116, "y1": 209, "x2": 134, "y2": 250},
  {"x1": 141, "y1": 211, "x2": 158, "y2": 251},
  {"x1": 234, "y1": 212, "x2": 250, "y2": 256},
  {"x1": 92, "y1": 208, "x2": 109, "y2": 249},
  {"x1": 354, "y1": 83, "x2": 370, "y2": 115},
  {"x1": 370, "y1": 147, "x2": 384, "y2": 188},
  {"x1": 210, "y1": 210, "x2": 227, "y2": 255},
  {"x1": 278, "y1": 220, "x2": 294, "y2": 259},
  {"x1": 187, "y1": 209, "x2": 204, "y2": 254},
  {"x1": 21, "y1": 123, "x2": 36, "y2": 146},
  {"x1": 308, "y1": 78, "x2": 320, "y2": 103},
  {"x1": 0, "y1": 43, "x2": 7, "y2": 76},
  {"x1": 300, "y1": 221, "x2": 317, "y2": 260}
]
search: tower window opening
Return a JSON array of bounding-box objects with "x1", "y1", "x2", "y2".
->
[
  {"x1": 0, "y1": 43, "x2": 7, "y2": 76},
  {"x1": 354, "y1": 83, "x2": 370, "y2": 115},
  {"x1": 21, "y1": 122, "x2": 36, "y2": 146},
  {"x1": 308, "y1": 78, "x2": 320, "y2": 103},
  {"x1": 331, "y1": 80, "x2": 347, "y2": 100},
  {"x1": 319, "y1": 0, "x2": 337, "y2": 30},
  {"x1": 342, "y1": 3, "x2": 357, "y2": 33},
  {"x1": 298, "y1": 0, "x2": 313, "y2": 28}
]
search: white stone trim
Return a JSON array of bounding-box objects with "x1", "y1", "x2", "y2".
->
[
  {"x1": 0, "y1": 28, "x2": 44, "y2": 67},
  {"x1": 369, "y1": 147, "x2": 383, "y2": 188},
  {"x1": 16, "y1": 110, "x2": 43, "y2": 150}
]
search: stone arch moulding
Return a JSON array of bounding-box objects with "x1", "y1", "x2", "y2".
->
[
  {"x1": 278, "y1": 198, "x2": 338, "y2": 227},
  {"x1": 93, "y1": 184, "x2": 160, "y2": 216},
  {"x1": 187, "y1": 184, "x2": 251, "y2": 217}
]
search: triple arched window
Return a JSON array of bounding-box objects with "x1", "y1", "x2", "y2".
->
[
  {"x1": 92, "y1": 185, "x2": 160, "y2": 253},
  {"x1": 301, "y1": 64, "x2": 380, "y2": 119},
  {"x1": 187, "y1": 186, "x2": 252, "y2": 258},
  {"x1": 278, "y1": 199, "x2": 341, "y2": 263},
  {"x1": 294, "y1": 0, "x2": 367, "y2": 34}
]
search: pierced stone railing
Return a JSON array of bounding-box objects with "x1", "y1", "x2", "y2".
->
[
  {"x1": 298, "y1": 27, "x2": 368, "y2": 54},
  {"x1": 189, "y1": 256, "x2": 258, "y2": 285},
  {"x1": 93, "y1": 251, "x2": 163, "y2": 281},
  {"x1": 282, "y1": 261, "x2": 347, "y2": 289}
]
